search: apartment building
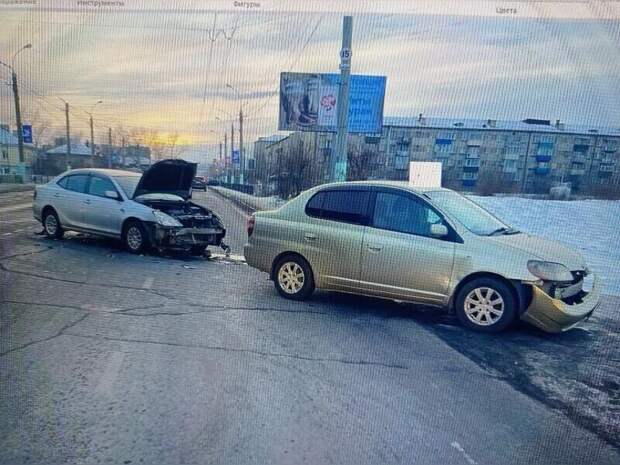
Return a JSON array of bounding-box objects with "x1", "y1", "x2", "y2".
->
[{"x1": 255, "y1": 116, "x2": 620, "y2": 195}]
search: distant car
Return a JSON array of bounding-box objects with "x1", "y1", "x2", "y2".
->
[
  {"x1": 244, "y1": 181, "x2": 601, "y2": 333},
  {"x1": 192, "y1": 176, "x2": 207, "y2": 191},
  {"x1": 33, "y1": 159, "x2": 228, "y2": 255}
]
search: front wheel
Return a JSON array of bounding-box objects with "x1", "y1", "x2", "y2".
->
[
  {"x1": 123, "y1": 220, "x2": 149, "y2": 254},
  {"x1": 455, "y1": 278, "x2": 517, "y2": 333},
  {"x1": 42, "y1": 209, "x2": 64, "y2": 239},
  {"x1": 273, "y1": 255, "x2": 315, "y2": 301}
]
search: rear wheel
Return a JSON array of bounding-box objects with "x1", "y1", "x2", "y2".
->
[
  {"x1": 273, "y1": 255, "x2": 315, "y2": 300},
  {"x1": 455, "y1": 277, "x2": 517, "y2": 333},
  {"x1": 123, "y1": 220, "x2": 149, "y2": 254},
  {"x1": 42, "y1": 209, "x2": 64, "y2": 239}
]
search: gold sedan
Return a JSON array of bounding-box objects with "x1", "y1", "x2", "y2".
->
[{"x1": 244, "y1": 181, "x2": 601, "y2": 333}]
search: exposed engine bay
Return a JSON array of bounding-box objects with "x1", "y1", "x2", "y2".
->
[{"x1": 137, "y1": 197, "x2": 228, "y2": 254}]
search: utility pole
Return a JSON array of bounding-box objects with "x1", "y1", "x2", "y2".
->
[
  {"x1": 89, "y1": 114, "x2": 95, "y2": 167},
  {"x1": 330, "y1": 15, "x2": 353, "y2": 182},
  {"x1": 223, "y1": 132, "x2": 228, "y2": 184},
  {"x1": 11, "y1": 70, "x2": 24, "y2": 163},
  {"x1": 1, "y1": 44, "x2": 31, "y2": 164},
  {"x1": 239, "y1": 108, "x2": 244, "y2": 184},
  {"x1": 231, "y1": 123, "x2": 235, "y2": 184},
  {"x1": 219, "y1": 141, "x2": 223, "y2": 180},
  {"x1": 64, "y1": 102, "x2": 71, "y2": 171},
  {"x1": 121, "y1": 136, "x2": 126, "y2": 167},
  {"x1": 107, "y1": 127, "x2": 112, "y2": 168}
]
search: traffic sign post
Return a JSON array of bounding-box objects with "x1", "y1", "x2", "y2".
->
[{"x1": 22, "y1": 124, "x2": 32, "y2": 144}]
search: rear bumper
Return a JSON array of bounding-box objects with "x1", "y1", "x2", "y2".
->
[
  {"x1": 520, "y1": 274, "x2": 602, "y2": 333},
  {"x1": 149, "y1": 224, "x2": 226, "y2": 249},
  {"x1": 243, "y1": 242, "x2": 271, "y2": 273}
]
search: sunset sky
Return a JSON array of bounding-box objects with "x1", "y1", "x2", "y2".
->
[{"x1": 1, "y1": 1, "x2": 619, "y2": 163}]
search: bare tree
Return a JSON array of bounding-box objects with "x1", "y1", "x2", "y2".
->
[{"x1": 347, "y1": 143, "x2": 376, "y2": 181}]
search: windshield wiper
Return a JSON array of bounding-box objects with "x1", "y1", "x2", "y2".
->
[{"x1": 487, "y1": 227, "x2": 520, "y2": 236}]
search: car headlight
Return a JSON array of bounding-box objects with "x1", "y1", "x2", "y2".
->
[
  {"x1": 527, "y1": 260, "x2": 573, "y2": 282},
  {"x1": 152, "y1": 210, "x2": 182, "y2": 227}
]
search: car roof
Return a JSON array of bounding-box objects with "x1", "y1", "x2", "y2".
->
[
  {"x1": 313, "y1": 180, "x2": 450, "y2": 194},
  {"x1": 63, "y1": 168, "x2": 142, "y2": 177}
]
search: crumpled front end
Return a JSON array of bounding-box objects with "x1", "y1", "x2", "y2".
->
[
  {"x1": 151, "y1": 225, "x2": 226, "y2": 249},
  {"x1": 521, "y1": 273, "x2": 602, "y2": 333}
]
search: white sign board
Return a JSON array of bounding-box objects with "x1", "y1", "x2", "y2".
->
[{"x1": 409, "y1": 162, "x2": 442, "y2": 188}]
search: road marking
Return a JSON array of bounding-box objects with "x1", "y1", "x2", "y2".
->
[
  {"x1": 451, "y1": 442, "x2": 478, "y2": 465},
  {"x1": 2, "y1": 233, "x2": 11, "y2": 236},
  {"x1": 0, "y1": 203, "x2": 32, "y2": 214},
  {"x1": 142, "y1": 277, "x2": 154, "y2": 289},
  {"x1": 0, "y1": 218, "x2": 35, "y2": 225},
  {"x1": 95, "y1": 351, "x2": 125, "y2": 395}
]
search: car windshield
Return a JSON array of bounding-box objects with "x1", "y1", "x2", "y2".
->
[
  {"x1": 112, "y1": 175, "x2": 141, "y2": 198},
  {"x1": 427, "y1": 190, "x2": 515, "y2": 236}
]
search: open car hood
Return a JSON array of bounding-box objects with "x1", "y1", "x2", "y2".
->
[{"x1": 133, "y1": 159, "x2": 197, "y2": 200}]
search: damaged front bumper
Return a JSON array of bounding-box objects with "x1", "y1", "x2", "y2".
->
[
  {"x1": 520, "y1": 274, "x2": 602, "y2": 333},
  {"x1": 149, "y1": 224, "x2": 226, "y2": 250}
]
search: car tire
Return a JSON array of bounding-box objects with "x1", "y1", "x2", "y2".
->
[
  {"x1": 42, "y1": 208, "x2": 64, "y2": 239},
  {"x1": 190, "y1": 245, "x2": 207, "y2": 256},
  {"x1": 122, "y1": 220, "x2": 149, "y2": 254},
  {"x1": 273, "y1": 254, "x2": 315, "y2": 301},
  {"x1": 455, "y1": 277, "x2": 517, "y2": 333}
]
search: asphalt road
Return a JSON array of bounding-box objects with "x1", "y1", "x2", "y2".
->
[{"x1": 0, "y1": 189, "x2": 618, "y2": 465}]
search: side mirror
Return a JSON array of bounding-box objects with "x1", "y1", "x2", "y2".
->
[
  {"x1": 430, "y1": 223, "x2": 448, "y2": 238},
  {"x1": 104, "y1": 190, "x2": 121, "y2": 201}
]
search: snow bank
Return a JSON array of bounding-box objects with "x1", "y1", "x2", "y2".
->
[
  {"x1": 211, "y1": 187, "x2": 284, "y2": 211},
  {"x1": 472, "y1": 195, "x2": 620, "y2": 296}
]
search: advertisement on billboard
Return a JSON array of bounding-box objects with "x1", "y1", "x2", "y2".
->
[{"x1": 279, "y1": 72, "x2": 386, "y2": 134}]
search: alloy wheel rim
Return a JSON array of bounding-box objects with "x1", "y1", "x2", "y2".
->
[
  {"x1": 45, "y1": 215, "x2": 57, "y2": 235},
  {"x1": 127, "y1": 226, "x2": 142, "y2": 250},
  {"x1": 464, "y1": 287, "x2": 504, "y2": 326},
  {"x1": 278, "y1": 261, "x2": 305, "y2": 294}
]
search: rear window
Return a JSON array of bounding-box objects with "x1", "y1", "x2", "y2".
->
[
  {"x1": 64, "y1": 174, "x2": 89, "y2": 193},
  {"x1": 305, "y1": 190, "x2": 370, "y2": 224}
]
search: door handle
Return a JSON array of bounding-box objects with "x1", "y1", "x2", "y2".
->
[
  {"x1": 304, "y1": 233, "x2": 317, "y2": 241},
  {"x1": 367, "y1": 244, "x2": 382, "y2": 252},
  {"x1": 83, "y1": 199, "x2": 91, "y2": 205},
  {"x1": 53, "y1": 193, "x2": 60, "y2": 198}
]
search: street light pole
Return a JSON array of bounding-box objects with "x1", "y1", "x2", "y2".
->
[
  {"x1": 63, "y1": 100, "x2": 71, "y2": 171},
  {"x1": 330, "y1": 16, "x2": 353, "y2": 182},
  {"x1": 226, "y1": 84, "x2": 245, "y2": 184},
  {"x1": 1, "y1": 43, "x2": 32, "y2": 165},
  {"x1": 87, "y1": 100, "x2": 102, "y2": 167}
]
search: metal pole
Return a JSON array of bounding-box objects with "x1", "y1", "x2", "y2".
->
[
  {"x1": 11, "y1": 71, "x2": 24, "y2": 163},
  {"x1": 121, "y1": 136, "x2": 126, "y2": 167},
  {"x1": 231, "y1": 123, "x2": 235, "y2": 184},
  {"x1": 65, "y1": 102, "x2": 71, "y2": 171},
  {"x1": 239, "y1": 108, "x2": 244, "y2": 184},
  {"x1": 223, "y1": 132, "x2": 228, "y2": 183},
  {"x1": 330, "y1": 15, "x2": 353, "y2": 182},
  {"x1": 89, "y1": 114, "x2": 95, "y2": 167},
  {"x1": 107, "y1": 127, "x2": 112, "y2": 168}
]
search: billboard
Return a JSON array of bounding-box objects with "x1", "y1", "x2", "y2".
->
[{"x1": 278, "y1": 72, "x2": 386, "y2": 134}]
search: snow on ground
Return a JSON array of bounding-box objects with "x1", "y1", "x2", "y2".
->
[{"x1": 471, "y1": 195, "x2": 620, "y2": 296}]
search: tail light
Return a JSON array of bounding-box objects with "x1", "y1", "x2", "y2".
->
[{"x1": 247, "y1": 214, "x2": 256, "y2": 237}]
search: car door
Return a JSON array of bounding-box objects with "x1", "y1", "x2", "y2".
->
[
  {"x1": 56, "y1": 173, "x2": 90, "y2": 229},
  {"x1": 301, "y1": 188, "x2": 370, "y2": 292},
  {"x1": 83, "y1": 174, "x2": 125, "y2": 236},
  {"x1": 360, "y1": 190, "x2": 455, "y2": 305}
]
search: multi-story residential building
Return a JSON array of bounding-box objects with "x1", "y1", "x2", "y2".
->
[
  {"x1": 255, "y1": 116, "x2": 620, "y2": 195},
  {"x1": 0, "y1": 125, "x2": 35, "y2": 181}
]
